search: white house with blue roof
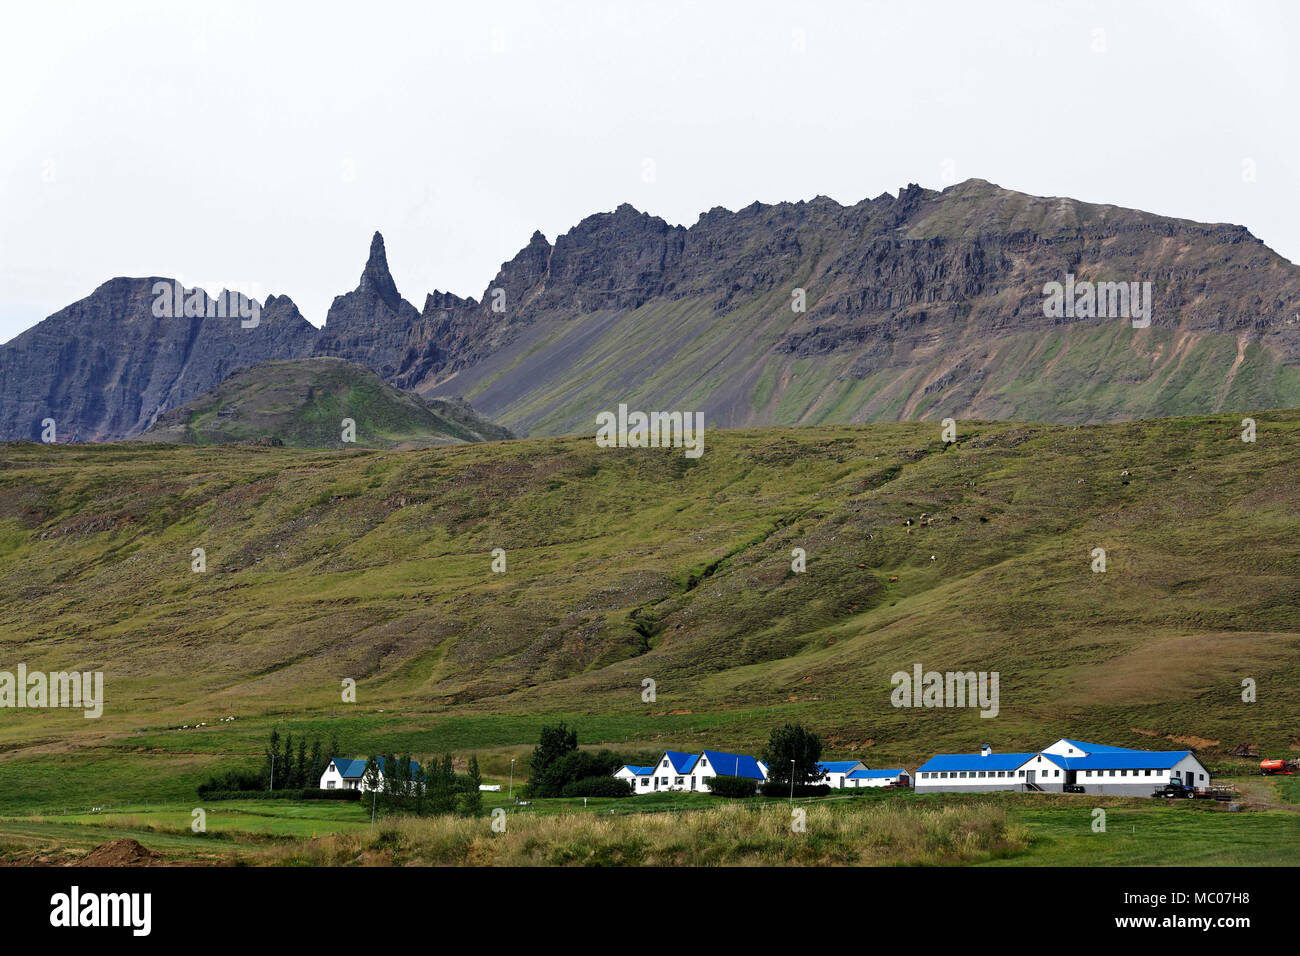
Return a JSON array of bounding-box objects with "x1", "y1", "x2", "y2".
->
[
  {"x1": 846, "y1": 768, "x2": 911, "y2": 788},
  {"x1": 319, "y1": 756, "x2": 424, "y2": 793},
  {"x1": 814, "y1": 760, "x2": 866, "y2": 789},
  {"x1": 694, "y1": 750, "x2": 767, "y2": 792},
  {"x1": 915, "y1": 739, "x2": 1211, "y2": 796},
  {"x1": 617, "y1": 749, "x2": 768, "y2": 794},
  {"x1": 613, "y1": 763, "x2": 659, "y2": 794}
]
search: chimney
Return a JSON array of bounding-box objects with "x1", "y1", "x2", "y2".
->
[{"x1": 980, "y1": 744, "x2": 992, "y2": 757}]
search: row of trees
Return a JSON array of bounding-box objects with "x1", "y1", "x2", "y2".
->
[
  {"x1": 362, "y1": 752, "x2": 485, "y2": 817},
  {"x1": 263, "y1": 729, "x2": 340, "y2": 791}
]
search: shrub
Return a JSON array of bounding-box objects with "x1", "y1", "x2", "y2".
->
[
  {"x1": 196, "y1": 769, "x2": 263, "y2": 798},
  {"x1": 706, "y1": 774, "x2": 759, "y2": 798},
  {"x1": 561, "y1": 776, "x2": 633, "y2": 798},
  {"x1": 530, "y1": 746, "x2": 625, "y2": 798}
]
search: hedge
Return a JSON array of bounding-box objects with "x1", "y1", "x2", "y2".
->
[
  {"x1": 706, "y1": 774, "x2": 759, "y2": 798},
  {"x1": 560, "y1": 776, "x2": 634, "y2": 798},
  {"x1": 197, "y1": 788, "x2": 361, "y2": 802}
]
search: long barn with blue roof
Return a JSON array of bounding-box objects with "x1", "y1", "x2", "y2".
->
[{"x1": 915, "y1": 738, "x2": 1211, "y2": 796}]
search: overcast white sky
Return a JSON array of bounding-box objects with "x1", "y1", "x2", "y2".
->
[{"x1": 1, "y1": 0, "x2": 1295, "y2": 343}]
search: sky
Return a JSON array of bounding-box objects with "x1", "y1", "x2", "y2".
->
[{"x1": 1, "y1": 0, "x2": 1295, "y2": 343}]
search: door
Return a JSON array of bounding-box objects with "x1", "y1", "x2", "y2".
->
[{"x1": 1026, "y1": 770, "x2": 1036, "y2": 785}]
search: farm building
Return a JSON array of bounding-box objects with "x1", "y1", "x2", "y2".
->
[
  {"x1": 814, "y1": 760, "x2": 866, "y2": 788},
  {"x1": 613, "y1": 764, "x2": 658, "y2": 794},
  {"x1": 695, "y1": 750, "x2": 767, "y2": 793},
  {"x1": 319, "y1": 756, "x2": 424, "y2": 793},
  {"x1": 616, "y1": 750, "x2": 768, "y2": 794},
  {"x1": 846, "y1": 768, "x2": 910, "y2": 788},
  {"x1": 914, "y1": 739, "x2": 1211, "y2": 796}
]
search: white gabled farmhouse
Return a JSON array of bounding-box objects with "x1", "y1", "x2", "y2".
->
[
  {"x1": 814, "y1": 760, "x2": 866, "y2": 789},
  {"x1": 319, "y1": 756, "x2": 423, "y2": 793},
  {"x1": 613, "y1": 764, "x2": 658, "y2": 794},
  {"x1": 645, "y1": 751, "x2": 700, "y2": 792},
  {"x1": 845, "y1": 768, "x2": 910, "y2": 788},
  {"x1": 693, "y1": 750, "x2": 767, "y2": 793},
  {"x1": 614, "y1": 749, "x2": 769, "y2": 794}
]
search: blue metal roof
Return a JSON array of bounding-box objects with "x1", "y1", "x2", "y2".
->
[
  {"x1": 329, "y1": 758, "x2": 367, "y2": 778},
  {"x1": 917, "y1": 752, "x2": 1038, "y2": 773},
  {"x1": 330, "y1": 757, "x2": 422, "y2": 779},
  {"x1": 699, "y1": 750, "x2": 765, "y2": 780},
  {"x1": 625, "y1": 765, "x2": 656, "y2": 776},
  {"x1": 661, "y1": 751, "x2": 699, "y2": 773},
  {"x1": 848, "y1": 769, "x2": 906, "y2": 779},
  {"x1": 1052, "y1": 750, "x2": 1193, "y2": 770},
  {"x1": 817, "y1": 761, "x2": 864, "y2": 774}
]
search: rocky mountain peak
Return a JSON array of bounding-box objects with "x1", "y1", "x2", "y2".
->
[{"x1": 358, "y1": 231, "x2": 401, "y2": 306}]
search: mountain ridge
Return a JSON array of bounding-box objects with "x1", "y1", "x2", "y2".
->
[{"x1": 4, "y1": 178, "x2": 1300, "y2": 443}]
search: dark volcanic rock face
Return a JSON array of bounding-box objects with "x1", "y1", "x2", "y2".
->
[
  {"x1": 312, "y1": 232, "x2": 422, "y2": 379},
  {"x1": 0, "y1": 279, "x2": 317, "y2": 441},
  {"x1": 6, "y1": 179, "x2": 1300, "y2": 442}
]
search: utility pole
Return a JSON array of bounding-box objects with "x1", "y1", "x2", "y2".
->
[
  {"x1": 790, "y1": 760, "x2": 795, "y2": 803},
  {"x1": 509, "y1": 758, "x2": 515, "y2": 803}
]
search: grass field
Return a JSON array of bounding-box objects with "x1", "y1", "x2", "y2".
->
[
  {"x1": 1, "y1": 411, "x2": 1298, "y2": 864},
  {"x1": 1, "y1": 778, "x2": 1294, "y2": 867}
]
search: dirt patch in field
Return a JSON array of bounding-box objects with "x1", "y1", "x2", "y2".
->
[
  {"x1": 1130, "y1": 728, "x2": 1220, "y2": 750},
  {"x1": 76, "y1": 838, "x2": 163, "y2": 866}
]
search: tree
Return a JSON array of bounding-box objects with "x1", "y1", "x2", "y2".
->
[
  {"x1": 460, "y1": 754, "x2": 483, "y2": 816},
  {"x1": 281, "y1": 733, "x2": 295, "y2": 789},
  {"x1": 761, "y1": 722, "x2": 823, "y2": 786},
  {"x1": 295, "y1": 738, "x2": 308, "y2": 790},
  {"x1": 360, "y1": 756, "x2": 379, "y2": 790},
  {"x1": 264, "y1": 729, "x2": 281, "y2": 790},
  {"x1": 527, "y1": 723, "x2": 578, "y2": 797},
  {"x1": 426, "y1": 755, "x2": 456, "y2": 814},
  {"x1": 307, "y1": 737, "x2": 324, "y2": 789}
]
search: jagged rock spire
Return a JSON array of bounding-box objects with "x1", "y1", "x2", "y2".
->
[{"x1": 359, "y1": 231, "x2": 401, "y2": 305}]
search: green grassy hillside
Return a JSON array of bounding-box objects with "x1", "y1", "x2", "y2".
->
[
  {"x1": 1, "y1": 411, "x2": 1297, "y2": 809},
  {"x1": 138, "y1": 357, "x2": 512, "y2": 449}
]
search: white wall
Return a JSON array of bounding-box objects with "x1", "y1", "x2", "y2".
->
[
  {"x1": 848, "y1": 773, "x2": 908, "y2": 788},
  {"x1": 914, "y1": 767, "x2": 1019, "y2": 791}
]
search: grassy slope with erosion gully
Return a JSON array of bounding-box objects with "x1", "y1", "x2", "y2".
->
[{"x1": 0, "y1": 411, "x2": 1297, "y2": 817}]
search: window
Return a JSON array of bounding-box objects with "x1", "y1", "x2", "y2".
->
[
  {"x1": 1018, "y1": 770, "x2": 1025, "y2": 777},
  {"x1": 1144, "y1": 770, "x2": 1152, "y2": 776},
  {"x1": 640, "y1": 778, "x2": 649, "y2": 786},
  {"x1": 978, "y1": 771, "x2": 986, "y2": 778},
  {"x1": 675, "y1": 776, "x2": 684, "y2": 786},
  {"x1": 326, "y1": 781, "x2": 335, "y2": 790},
  {"x1": 1108, "y1": 770, "x2": 1116, "y2": 777},
  {"x1": 1054, "y1": 770, "x2": 1060, "y2": 777}
]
